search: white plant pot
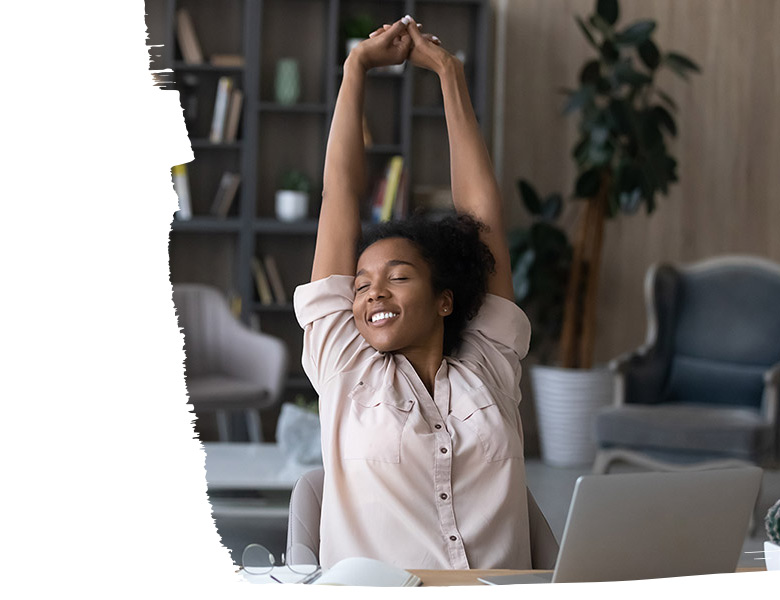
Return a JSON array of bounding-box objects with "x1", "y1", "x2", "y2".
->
[
  {"x1": 275, "y1": 190, "x2": 309, "y2": 222},
  {"x1": 530, "y1": 365, "x2": 615, "y2": 467},
  {"x1": 765, "y1": 541, "x2": 780, "y2": 571}
]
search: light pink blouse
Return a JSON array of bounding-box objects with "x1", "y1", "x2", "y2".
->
[{"x1": 293, "y1": 274, "x2": 532, "y2": 570}]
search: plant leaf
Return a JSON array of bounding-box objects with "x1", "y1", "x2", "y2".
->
[
  {"x1": 655, "y1": 89, "x2": 678, "y2": 111},
  {"x1": 600, "y1": 40, "x2": 620, "y2": 63},
  {"x1": 541, "y1": 193, "x2": 563, "y2": 221},
  {"x1": 575, "y1": 167, "x2": 602, "y2": 198},
  {"x1": 615, "y1": 61, "x2": 652, "y2": 86},
  {"x1": 638, "y1": 39, "x2": 660, "y2": 70},
  {"x1": 580, "y1": 60, "x2": 601, "y2": 85},
  {"x1": 615, "y1": 20, "x2": 656, "y2": 45},
  {"x1": 597, "y1": 0, "x2": 619, "y2": 26},
  {"x1": 517, "y1": 179, "x2": 542, "y2": 215},
  {"x1": 563, "y1": 85, "x2": 594, "y2": 114},
  {"x1": 665, "y1": 52, "x2": 701, "y2": 73},
  {"x1": 575, "y1": 15, "x2": 599, "y2": 49},
  {"x1": 653, "y1": 105, "x2": 677, "y2": 136}
]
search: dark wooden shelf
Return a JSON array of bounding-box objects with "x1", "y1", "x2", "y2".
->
[
  {"x1": 173, "y1": 61, "x2": 245, "y2": 73},
  {"x1": 252, "y1": 302, "x2": 294, "y2": 313},
  {"x1": 412, "y1": 106, "x2": 446, "y2": 117},
  {"x1": 287, "y1": 375, "x2": 314, "y2": 390},
  {"x1": 190, "y1": 139, "x2": 243, "y2": 150},
  {"x1": 366, "y1": 144, "x2": 404, "y2": 155},
  {"x1": 258, "y1": 102, "x2": 329, "y2": 114},
  {"x1": 171, "y1": 217, "x2": 242, "y2": 233},
  {"x1": 253, "y1": 219, "x2": 320, "y2": 234}
]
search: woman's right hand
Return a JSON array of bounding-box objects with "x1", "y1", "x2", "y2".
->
[
  {"x1": 348, "y1": 18, "x2": 412, "y2": 72},
  {"x1": 405, "y1": 16, "x2": 454, "y2": 76}
]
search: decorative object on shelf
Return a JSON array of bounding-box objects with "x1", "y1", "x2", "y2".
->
[
  {"x1": 342, "y1": 13, "x2": 375, "y2": 58},
  {"x1": 276, "y1": 398, "x2": 321, "y2": 465},
  {"x1": 172, "y1": 164, "x2": 192, "y2": 220},
  {"x1": 223, "y1": 88, "x2": 244, "y2": 143},
  {"x1": 210, "y1": 53, "x2": 245, "y2": 68},
  {"x1": 251, "y1": 256, "x2": 274, "y2": 305},
  {"x1": 274, "y1": 58, "x2": 301, "y2": 105},
  {"x1": 263, "y1": 255, "x2": 287, "y2": 304},
  {"x1": 514, "y1": 0, "x2": 700, "y2": 466},
  {"x1": 765, "y1": 498, "x2": 780, "y2": 571},
  {"x1": 370, "y1": 155, "x2": 404, "y2": 222},
  {"x1": 176, "y1": 8, "x2": 203, "y2": 64},
  {"x1": 275, "y1": 169, "x2": 311, "y2": 222},
  {"x1": 209, "y1": 76, "x2": 234, "y2": 143}
]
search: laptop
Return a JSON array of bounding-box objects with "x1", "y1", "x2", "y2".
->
[{"x1": 480, "y1": 466, "x2": 763, "y2": 585}]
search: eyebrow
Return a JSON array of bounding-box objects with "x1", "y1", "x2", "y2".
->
[{"x1": 355, "y1": 259, "x2": 416, "y2": 278}]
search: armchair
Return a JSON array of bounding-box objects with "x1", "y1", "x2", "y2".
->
[
  {"x1": 593, "y1": 256, "x2": 780, "y2": 474},
  {"x1": 172, "y1": 283, "x2": 288, "y2": 442}
]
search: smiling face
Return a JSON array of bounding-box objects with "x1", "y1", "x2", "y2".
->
[{"x1": 353, "y1": 237, "x2": 453, "y2": 355}]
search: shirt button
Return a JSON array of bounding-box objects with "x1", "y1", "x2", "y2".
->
[
  {"x1": 449, "y1": 535, "x2": 457, "y2": 541},
  {"x1": 440, "y1": 493, "x2": 448, "y2": 500},
  {"x1": 440, "y1": 448, "x2": 448, "y2": 454},
  {"x1": 434, "y1": 424, "x2": 442, "y2": 429}
]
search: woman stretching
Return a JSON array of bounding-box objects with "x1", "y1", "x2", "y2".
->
[{"x1": 293, "y1": 15, "x2": 532, "y2": 570}]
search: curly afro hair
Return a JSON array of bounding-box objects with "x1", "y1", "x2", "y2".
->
[{"x1": 357, "y1": 213, "x2": 496, "y2": 355}]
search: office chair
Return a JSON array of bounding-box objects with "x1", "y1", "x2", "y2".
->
[
  {"x1": 593, "y1": 256, "x2": 780, "y2": 474},
  {"x1": 286, "y1": 468, "x2": 560, "y2": 570},
  {"x1": 172, "y1": 283, "x2": 287, "y2": 442}
]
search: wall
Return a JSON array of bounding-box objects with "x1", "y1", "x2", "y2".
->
[{"x1": 498, "y1": 0, "x2": 780, "y2": 366}]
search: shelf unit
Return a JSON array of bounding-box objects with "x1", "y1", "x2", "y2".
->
[{"x1": 146, "y1": 0, "x2": 491, "y2": 439}]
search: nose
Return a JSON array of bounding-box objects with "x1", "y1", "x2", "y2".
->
[{"x1": 367, "y1": 282, "x2": 389, "y2": 302}]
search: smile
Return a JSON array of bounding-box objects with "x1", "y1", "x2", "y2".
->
[{"x1": 370, "y1": 311, "x2": 399, "y2": 324}]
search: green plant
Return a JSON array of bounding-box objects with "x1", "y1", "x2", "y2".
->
[
  {"x1": 278, "y1": 169, "x2": 311, "y2": 193},
  {"x1": 293, "y1": 394, "x2": 318, "y2": 415},
  {"x1": 509, "y1": 182, "x2": 572, "y2": 364},
  {"x1": 520, "y1": 0, "x2": 700, "y2": 369},
  {"x1": 767, "y1": 499, "x2": 780, "y2": 544},
  {"x1": 342, "y1": 13, "x2": 376, "y2": 40}
]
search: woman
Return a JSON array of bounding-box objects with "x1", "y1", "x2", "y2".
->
[{"x1": 293, "y1": 16, "x2": 532, "y2": 570}]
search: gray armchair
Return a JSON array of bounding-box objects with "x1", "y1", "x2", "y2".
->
[
  {"x1": 173, "y1": 283, "x2": 288, "y2": 442},
  {"x1": 593, "y1": 256, "x2": 780, "y2": 474}
]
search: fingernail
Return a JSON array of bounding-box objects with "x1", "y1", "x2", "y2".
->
[
  {"x1": 401, "y1": 15, "x2": 412, "y2": 25},
  {"x1": 432, "y1": 36, "x2": 440, "y2": 42},
  {"x1": 368, "y1": 31, "x2": 377, "y2": 38},
  {"x1": 417, "y1": 23, "x2": 423, "y2": 29}
]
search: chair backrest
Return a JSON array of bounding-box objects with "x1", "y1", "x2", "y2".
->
[
  {"x1": 286, "y1": 468, "x2": 559, "y2": 570},
  {"x1": 172, "y1": 283, "x2": 243, "y2": 377},
  {"x1": 648, "y1": 257, "x2": 780, "y2": 409}
]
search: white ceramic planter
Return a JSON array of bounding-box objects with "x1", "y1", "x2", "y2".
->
[
  {"x1": 275, "y1": 190, "x2": 309, "y2": 222},
  {"x1": 765, "y1": 541, "x2": 780, "y2": 571},
  {"x1": 530, "y1": 365, "x2": 615, "y2": 467}
]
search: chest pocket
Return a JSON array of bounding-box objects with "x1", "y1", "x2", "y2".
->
[
  {"x1": 342, "y1": 381, "x2": 414, "y2": 463},
  {"x1": 450, "y1": 385, "x2": 524, "y2": 462}
]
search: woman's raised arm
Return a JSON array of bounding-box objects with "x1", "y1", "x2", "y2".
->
[
  {"x1": 311, "y1": 19, "x2": 412, "y2": 282},
  {"x1": 406, "y1": 19, "x2": 514, "y2": 301}
]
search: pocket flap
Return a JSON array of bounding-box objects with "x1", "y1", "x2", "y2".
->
[
  {"x1": 348, "y1": 381, "x2": 414, "y2": 412},
  {"x1": 450, "y1": 385, "x2": 496, "y2": 420}
]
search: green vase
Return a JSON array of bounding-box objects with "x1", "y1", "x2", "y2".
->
[{"x1": 275, "y1": 58, "x2": 300, "y2": 105}]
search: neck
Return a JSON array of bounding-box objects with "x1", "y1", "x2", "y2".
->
[{"x1": 400, "y1": 346, "x2": 444, "y2": 397}]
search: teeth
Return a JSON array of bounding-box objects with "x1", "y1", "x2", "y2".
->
[{"x1": 371, "y1": 312, "x2": 398, "y2": 323}]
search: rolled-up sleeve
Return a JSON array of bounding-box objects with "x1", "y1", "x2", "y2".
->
[
  {"x1": 293, "y1": 275, "x2": 372, "y2": 391},
  {"x1": 455, "y1": 294, "x2": 532, "y2": 395}
]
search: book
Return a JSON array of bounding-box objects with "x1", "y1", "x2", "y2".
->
[
  {"x1": 312, "y1": 557, "x2": 421, "y2": 586},
  {"x1": 362, "y1": 114, "x2": 373, "y2": 147},
  {"x1": 209, "y1": 76, "x2": 234, "y2": 143},
  {"x1": 250, "y1": 257, "x2": 274, "y2": 305},
  {"x1": 209, "y1": 172, "x2": 241, "y2": 217},
  {"x1": 393, "y1": 165, "x2": 408, "y2": 220},
  {"x1": 242, "y1": 557, "x2": 421, "y2": 587},
  {"x1": 223, "y1": 88, "x2": 243, "y2": 143},
  {"x1": 176, "y1": 8, "x2": 203, "y2": 64},
  {"x1": 263, "y1": 255, "x2": 287, "y2": 304},
  {"x1": 210, "y1": 53, "x2": 245, "y2": 67},
  {"x1": 171, "y1": 164, "x2": 192, "y2": 220},
  {"x1": 380, "y1": 155, "x2": 404, "y2": 222}
]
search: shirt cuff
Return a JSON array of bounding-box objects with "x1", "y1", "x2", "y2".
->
[
  {"x1": 293, "y1": 274, "x2": 356, "y2": 329},
  {"x1": 465, "y1": 294, "x2": 532, "y2": 358}
]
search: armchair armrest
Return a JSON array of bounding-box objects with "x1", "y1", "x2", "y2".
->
[
  {"x1": 217, "y1": 323, "x2": 288, "y2": 404},
  {"x1": 607, "y1": 343, "x2": 669, "y2": 407},
  {"x1": 763, "y1": 361, "x2": 780, "y2": 428}
]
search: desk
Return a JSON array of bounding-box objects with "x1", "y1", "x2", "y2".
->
[
  {"x1": 204, "y1": 442, "x2": 322, "y2": 518},
  {"x1": 407, "y1": 567, "x2": 765, "y2": 586}
]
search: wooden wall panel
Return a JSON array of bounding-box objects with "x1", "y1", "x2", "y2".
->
[{"x1": 499, "y1": 0, "x2": 780, "y2": 365}]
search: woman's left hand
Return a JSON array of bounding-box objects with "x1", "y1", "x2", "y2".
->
[{"x1": 348, "y1": 18, "x2": 413, "y2": 72}]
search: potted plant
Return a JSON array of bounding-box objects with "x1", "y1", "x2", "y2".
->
[
  {"x1": 766, "y1": 499, "x2": 780, "y2": 571},
  {"x1": 342, "y1": 13, "x2": 376, "y2": 59},
  {"x1": 275, "y1": 169, "x2": 311, "y2": 222},
  {"x1": 514, "y1": 0, "x2": 700, "y2": 466}
]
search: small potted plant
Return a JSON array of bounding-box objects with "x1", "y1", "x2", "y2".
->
[
  {"x1": 765, "y1": 499, "x2": 780, "y2": 571},
  {"x1": 275, "y1": 169, "x2": 310, "y2": 222},
  {"x1": 342, "y1": 13, "x2": 376, "y2": 59},
  {"x1": 276, "y1": 395, "x2": 321, "y2": 465}
]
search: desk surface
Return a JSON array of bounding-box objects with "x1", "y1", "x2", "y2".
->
[{"x1": 408, "y1": 567, "x2": 766, "y2": 586}]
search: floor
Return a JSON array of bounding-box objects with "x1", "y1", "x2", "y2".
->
[{"x1": 211, "y1": 459, "x2": 780, "y2": 570}]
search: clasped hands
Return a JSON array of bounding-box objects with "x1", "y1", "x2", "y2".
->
[{"x1": 349, "y1": 15, "x2": 453, "y2": 76}]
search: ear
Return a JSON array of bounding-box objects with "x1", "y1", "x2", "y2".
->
[{"x1": 438, "y1": 289, "x2": 454, "y2": 317}]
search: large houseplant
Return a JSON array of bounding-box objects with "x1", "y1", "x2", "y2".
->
[{"x1": 513, "y1": 0, "x2": 700, "y2": 465}]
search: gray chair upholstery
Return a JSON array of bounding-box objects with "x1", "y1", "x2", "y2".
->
[
  {"x1": 172, "y1": 283, "x2": 287, "y2": 442},
  {"x1": 593, "y1": 256, "x2": 780, "y2": 474},
  {"x1": 286, "y1": 468, "x2": 559, "y2": 570}
]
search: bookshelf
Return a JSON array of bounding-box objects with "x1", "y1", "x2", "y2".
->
[{"x1": 146, "y1": 0, "x2": 491, "y2": 439}]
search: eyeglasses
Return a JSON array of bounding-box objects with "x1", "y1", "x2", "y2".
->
[{"x1": 239, "y1": 543, "x2": 321, "y2": 584}]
